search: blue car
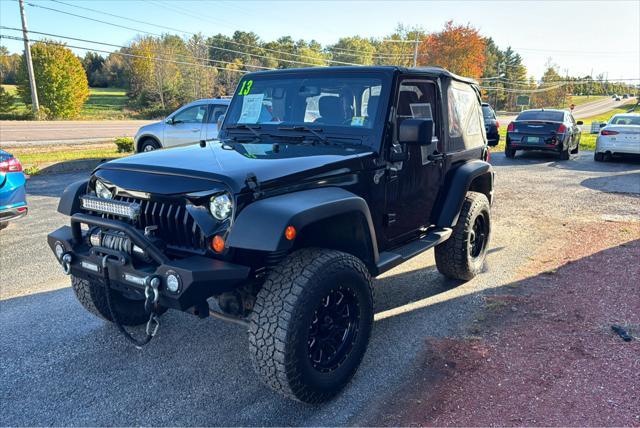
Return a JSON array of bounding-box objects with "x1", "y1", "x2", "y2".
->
[{"x1": 0, "y1": 150, "x2": 28, "y2": 230}]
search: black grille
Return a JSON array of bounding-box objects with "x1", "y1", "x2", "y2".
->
[{"x1": 109, "y1": 196, "x2": 207, "y2": 252}]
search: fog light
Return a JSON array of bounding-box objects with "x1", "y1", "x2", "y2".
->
[
  {"x1": 165, "y1": 272, "x2": 181, "y2": 293},
  {"x1": 54, "y1": 242, "x2": 65, "y2": 260},
  {"x1": 212, "y1": 235, "x2": 225, "y2": 253}
]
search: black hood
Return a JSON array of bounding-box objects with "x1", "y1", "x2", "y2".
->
[{"x1": 95, "y1": 140, "x2": 375, "y2": 195}]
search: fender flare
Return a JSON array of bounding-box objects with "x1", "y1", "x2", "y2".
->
[
  {"x1": 57, "y1": 179, "x2": 89, "y2": 215},
  {"x1": 226, "y1": 187, "x2": 379, "y2": 263},
  {"x1": 434, "y1": 160, "x2": 493, "y2": 228}
]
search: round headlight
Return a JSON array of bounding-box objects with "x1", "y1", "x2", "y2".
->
[
  {"x1": 95, "y1": 180, "x2": 113, "y2": 199},
  {"x1": 210, "y1": 193, "x2": 233, "y2": 220}
]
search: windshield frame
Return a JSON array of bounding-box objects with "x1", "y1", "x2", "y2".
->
[{"x1": 220, "y1": 69, "x2": 394, "y2": 149}]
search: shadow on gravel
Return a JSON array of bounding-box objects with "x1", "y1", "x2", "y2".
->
[
  {"x1": 26, "y1": 170, "x2": 89, "y2": 197},
  {"x1": 365, "y1": 239, "x2": 640, "y2": 427},
  {"x1": 581, "y1": 172, "x2": 640, "y2": 195}
]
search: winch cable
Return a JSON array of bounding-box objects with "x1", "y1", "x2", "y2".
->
[{"x1": 101, "y1": 256, "x2": 160, "y2": 349}]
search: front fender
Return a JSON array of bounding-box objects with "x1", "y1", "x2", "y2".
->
[
  {"x1": 57, "y1": 179, "x2": 89, "y2": 216},
  {"x1": 433, "y1": 160, "x2": 493, "y2": 228},
  {"x1": 226, "y1": 187, "x2": 379, "y2": 260}
]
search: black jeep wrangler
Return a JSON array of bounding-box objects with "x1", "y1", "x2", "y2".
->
[{"x1": 48, "y1": 66, "x2": 494, "y2": 403}]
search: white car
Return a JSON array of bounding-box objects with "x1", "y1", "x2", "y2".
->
[
  {"x1": 133, "y1": 98, "x2": 230, "y2": 152},
  {"x1": 594, "y1": 113, "x2": 640, "y2": 161}
]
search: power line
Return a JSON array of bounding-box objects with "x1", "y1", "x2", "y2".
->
[
  {"x1": 0, "y1": 26, "x2": 273, "y2": 70},
  {"x1": 0, "y1": 34, "x2": 248, "y2": 73},
  {"x1": 33, "y1": 0, "x2": 362, "y2": 67}
]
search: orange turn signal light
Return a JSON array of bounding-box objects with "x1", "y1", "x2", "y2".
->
[
  {"x1": 284, "y1": 225, "x2": 296, "y2": 241},
  {"x1": 212, "y1": 235, "x2": 225, "y2": 253}
]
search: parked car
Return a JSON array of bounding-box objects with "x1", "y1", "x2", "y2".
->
[
  {"x1": 622, "y1": 94, "x2": 629, "y2": 99},
  {"x1": 614, "y1": 96, "x2": 622, "y2": 101},
  {"x1": 505, "y1": 109, "x2": 582, "y2": 160},
  {"x1": 594, "y1": 113, "x2": 640, "y2": 161},
  {"x1": 134, "y1": 98, "x2": 230, "y2": 152},
  {"x1": 481, "y1": 102, "x2": 500, "y2": 146},
  {"x1": 0, "y1": 150, "x2": 27, "y2": 230},
  {"x1": 48, "y1": 66, "x2": 494, "y2": 403}
]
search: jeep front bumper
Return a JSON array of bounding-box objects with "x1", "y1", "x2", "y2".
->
[{"x1": 47, "y1": 213, "x2": 251, "y2": 311}]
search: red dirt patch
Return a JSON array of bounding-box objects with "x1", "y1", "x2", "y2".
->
[{"x1": 374, "y1": 223, "x2": 640, "y2": 427}]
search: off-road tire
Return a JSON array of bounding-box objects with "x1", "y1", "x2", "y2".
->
[
  {"x1": 505, "y1": 145, "x2": 516, "y2": 159},
  {"x1": 71, "y1": 275, "x2": 150, "y2": 326},
  {"x1": 139, "y1": 138, "x2": 161, "y2": 152},
  {"x1": 249, "y1": 248, "x2": 374, "y2": 404},
  {"x1": 594, "y1": 152, "x2": 605, "y2": 162},
  {"x1": 559, "y1": 144, "x2": 570, "y2": 160},
  {"x1": 435, "y1": 192, "x2": 491, "y2": 281},
  {"x1": 0, "y1": 222, "x2": 8, "y2": 231}
]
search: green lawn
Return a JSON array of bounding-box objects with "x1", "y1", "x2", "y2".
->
[{"x1": 1, "y1": 85, "x2": 133, "y2": 120}]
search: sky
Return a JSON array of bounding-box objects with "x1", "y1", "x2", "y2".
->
[{"x1": 1, "y1": 0, "x2": 639, "y2": 81}]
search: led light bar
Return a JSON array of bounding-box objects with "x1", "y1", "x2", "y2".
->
[{"x1": 81, "y1": 195, "x2": 140, "y2": 220}]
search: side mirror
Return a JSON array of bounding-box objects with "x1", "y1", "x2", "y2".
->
[
  {"x1": 165, "y1": 117, "x2": 174, "y2": 125},
  {"x1": 399, "y1": 119, "x2": 434, "y2": 146},
  {"x1": 217, "y1": 114, "x2": 226, "y2": 130},
  {"x1": 576, "y1": 120, "x2": 583, "y2": 125},
  {"x1": 599, "y1": 123, "x2": 606, "y2": 128}
]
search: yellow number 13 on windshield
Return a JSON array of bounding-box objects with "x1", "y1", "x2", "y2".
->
[{"x1": 238, "y1": 80, "x2": 253, "y2": 95}]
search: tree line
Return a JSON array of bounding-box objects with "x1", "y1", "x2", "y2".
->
[{"x1": 1, "y1": 21, "x2": 637, "y2": 119}]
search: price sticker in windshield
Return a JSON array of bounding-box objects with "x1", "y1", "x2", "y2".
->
[{"x1": 238, "y1": 79, "x2": 253, "y2": 96}]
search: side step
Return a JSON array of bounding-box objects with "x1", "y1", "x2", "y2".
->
[{"x1": 375, "y1": 228, "x2": 452, "y2": 276}]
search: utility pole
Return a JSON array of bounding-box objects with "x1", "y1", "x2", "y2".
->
[
  {"x1": 19, "y1": 0, "x2": 39, "y2": 115},
  {"x1": 412, "y1": 34, "x2": 419, "y2": 68}
]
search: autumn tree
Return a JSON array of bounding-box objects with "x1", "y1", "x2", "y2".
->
[
  {"x1": 16, "y1": 41, "x2": 89, "y2": 119},
  {"x1": 419, "y1": 21, "x2": 485, "y2": 79}
]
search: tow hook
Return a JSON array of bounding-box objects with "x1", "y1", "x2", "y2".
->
[{"x1": 61, "y1": 253, "x2": 73, "y2": 275}]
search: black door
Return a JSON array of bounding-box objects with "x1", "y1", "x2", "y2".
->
[{"x1": 383, "y1": 79, "x2": 444, "y2": 246}]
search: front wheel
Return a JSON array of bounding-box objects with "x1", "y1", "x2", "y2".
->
[
  {"x1": 249, "y1": 248, "x2": 374, "y2": 403},
  {"x1": 71, "y1": 275, "x2": 152, "y2": 326},
  {"x1": 594, "y1": 152, "x2": 605, "y2": 162},
  {"x1": 435, "y1": 192, "x2": 491, "y2": 281},
  {"x1": 139, "y1": 138, "x2": 161, "y2": 152}
]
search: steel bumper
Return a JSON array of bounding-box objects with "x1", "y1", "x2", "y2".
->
[{"x1": 47, "y1": 213, "x2": 251, "y2": 311}]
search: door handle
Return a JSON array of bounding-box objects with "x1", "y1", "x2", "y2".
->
[
  {"x1": 191, "y1": 128, "x2": 200, "y2": 132},
  {"x1": 427, "y1": 153, "x2": 444, "y2": 161}
]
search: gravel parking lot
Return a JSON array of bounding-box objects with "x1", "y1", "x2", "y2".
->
[{"x1": 1, "y1": 151, "x2": 639, "y2": 426}]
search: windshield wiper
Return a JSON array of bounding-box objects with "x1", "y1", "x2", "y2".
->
[
  {"x1": 277, "y1": 125, "x2": 328, "y2": 143},
  {"x1": 226, "y1": 124, "x2": 262, "y2": 138}
]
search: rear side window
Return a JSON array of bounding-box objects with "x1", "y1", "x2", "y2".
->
[
  {"x1": 447, "y1": 83, "x2": 484, "y2": 151},
  {"x1": 610, "y1": 115, "x2": 640, "y2": 125},
  {"x1": 482, "y1": 106, "x2": 495, "y2": 120},
  {"x1": 517, "y1": 110, "x2": 564, "y2": 122}
]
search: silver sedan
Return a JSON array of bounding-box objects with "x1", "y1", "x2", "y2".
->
[{"x1": 134, "y1": 98, "x2": 230, "y2": 152}]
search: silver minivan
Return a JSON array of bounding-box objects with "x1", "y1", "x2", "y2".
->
[{"x1": 134, "y1": 98, "x2": 230, "y2": 152}]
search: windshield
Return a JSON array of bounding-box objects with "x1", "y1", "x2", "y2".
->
[
  {"x1": 610, "y1": 115, "x2": 640, "y2": 125},
  {"x1": 224, "y1": 74, "x2": 386, "y2": 131},
  {"x1": 482, "y1": 106, "x2": 494, "y2": 120},
  {"x1": 516, "y1": 110, "x2": 564, "y2": 122}
]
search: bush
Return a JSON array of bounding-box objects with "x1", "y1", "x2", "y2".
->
[
  {"x1": 16, "y1": 41, "x2": 90, "y2": 119},
  {"x1": 0, "y1": 86, "x2": 16, "y2": 112},
  {"x1": 24, "y1": 165, "x2": 41, "y2": 176},
  {"x1": 114, "y1": 137, "x2": 134, "y2": 153}
]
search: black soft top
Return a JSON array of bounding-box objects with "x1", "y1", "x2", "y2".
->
[{"x1": 243, "y1": 66, "x2": 478, "y2": 85}]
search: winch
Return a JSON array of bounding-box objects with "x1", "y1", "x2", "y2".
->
[{"x1": 88, "y1": 228, "x2": 152, "y2": 262}]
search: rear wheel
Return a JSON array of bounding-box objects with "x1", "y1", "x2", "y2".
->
[
  {"x1": 139, "y1": 138, "x2": 161, "y2": 152},
  {"x1": 505, "y1": 145, "x2": 516, "y2": 159},
  {"x1": 249, "y1": 248, "x2": 374, "y2": 403},
  {"x1": 71, "y1": 275, "x2": 151, "y2": 326},
  {"x1": 559, "y1": 144, "x2": 570, "y2": 160},
  {"x1": 435, "y1": 192, "x2": 491, "y2": 281},
  {"x1": 0, "y1": 222, "x2": 8, "y2": 231}
]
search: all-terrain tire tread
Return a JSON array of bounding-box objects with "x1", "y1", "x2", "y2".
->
[
  {"x1": 434, "y1": 192, "x2": 490, "y2": 281},
  {"x1": 248, "y1": 248, "x2": 373, "y2": 404}
]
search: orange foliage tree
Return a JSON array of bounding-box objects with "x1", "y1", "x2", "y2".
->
[{"x1": 418, "y1": 21, "x2": 486, "y2": 79}]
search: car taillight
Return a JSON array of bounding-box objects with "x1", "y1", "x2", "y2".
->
[
  {"x1": 0, "y1": 156, "x2": 23, "y2": 173},
  {"x1": 601, "y1": 130, "x2": 619, "y2": 136},
  {"x1": 557, "y1": 124, "x2": 567, "y2": 133},
  {"x1": 507, "y1": 122, "x2": 514, "y2": 132},
  {"x1": 496, "y1": 121, "x2": 500, "y2": 129}
]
